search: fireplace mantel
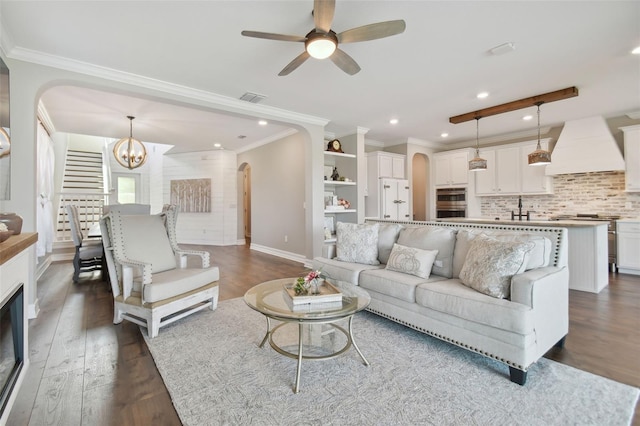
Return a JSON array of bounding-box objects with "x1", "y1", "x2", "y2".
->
[{"x1": 0, "y1": 233, "x2": 38, "y2": 266}]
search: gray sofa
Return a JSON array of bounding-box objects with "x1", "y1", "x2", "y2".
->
[{"x1": 313, "y1": 219, "x2": 569, "y2": 385}]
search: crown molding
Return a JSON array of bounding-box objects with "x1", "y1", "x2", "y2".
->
[{"x1": 7, "y1": 46, "x2": 330, "y2": 128}]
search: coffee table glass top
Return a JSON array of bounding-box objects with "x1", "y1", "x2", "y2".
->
[{"x1": 244, "y1": 278, "x2": 370, "y2": 321}]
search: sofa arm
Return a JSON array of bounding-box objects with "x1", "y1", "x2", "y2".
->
[{"x1": 511, "y1": 266, "x2": 568, "y2": 308}]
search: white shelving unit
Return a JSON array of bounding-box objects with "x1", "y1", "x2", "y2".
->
[{"x1": 323, "y1": 150, "x2": 357, "y2": 247}]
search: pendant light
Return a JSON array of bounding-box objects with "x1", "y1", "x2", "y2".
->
[
  {"x1": 113, "y1": 116, "x2": 147, "y2": 169},
  {"x1": 469, "y1": 117, "x2": 487, "y2": 171},
  {"x1": 528, "y1": 102, "x2": 551, "y2": 166}
]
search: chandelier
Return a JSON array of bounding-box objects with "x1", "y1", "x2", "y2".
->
[{"x1": 113, "y1": 116, "x2": 147, "y2": 169}]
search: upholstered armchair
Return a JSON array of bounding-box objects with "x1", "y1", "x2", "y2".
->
[
  {"x1": 66, "y1": 204, "x2": 103, "y2": 283},
  {"x1": 100, "y1": 208, "x2": 219, "y2": 338}
]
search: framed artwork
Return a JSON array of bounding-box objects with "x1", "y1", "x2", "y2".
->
[
  {"x1": 170, "y1": 178, "x2": 211, "y2": 213},
  {"x1": 324, "y1": 216, "x2": 335, "y2": 234}
]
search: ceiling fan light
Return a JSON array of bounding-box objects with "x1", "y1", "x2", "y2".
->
[{"x1": 306, "y1": 36, "x2": 337, "y2": 59}]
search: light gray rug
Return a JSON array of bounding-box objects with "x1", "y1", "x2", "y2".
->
[{"x1": 144, "y1": 298, "x2": 639, "y2": 426}]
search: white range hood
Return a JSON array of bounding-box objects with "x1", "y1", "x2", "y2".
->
[{"x1": 545, "y1": 116, "x2": 625, "y2": 175}]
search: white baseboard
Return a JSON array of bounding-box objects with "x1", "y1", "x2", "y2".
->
[{"x1": 249, "y1": 244, "x2": 307, "y2": 265}]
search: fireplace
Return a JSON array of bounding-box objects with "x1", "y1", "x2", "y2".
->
[{"x1": 0, "y1": 284, "x2": 24, "y2": 418}]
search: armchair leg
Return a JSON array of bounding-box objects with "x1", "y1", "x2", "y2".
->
[
  {"x1": 509, "y1": 367, "x2": 527, "y2": 385},
  {"x1": 72, "y1": 252, "x2": 81, "y2": 283},
  {"x1": 149, "y1": 318, "x2": 160, "y2": 339}
]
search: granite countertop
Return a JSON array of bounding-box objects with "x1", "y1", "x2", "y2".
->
[{"x1": 438, "y1": 218, "x2": 608, "y2": 228}]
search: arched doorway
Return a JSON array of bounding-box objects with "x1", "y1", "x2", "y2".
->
[
  {"x1": 239, "y1": 163, "x2": 252, "y2": 244},
  {"x1": 412, "y1": 153, "x2": 429, "y2": 221}
]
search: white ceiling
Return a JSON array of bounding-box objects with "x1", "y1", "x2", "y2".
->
[{"x1": 2, "y1": 1, "x2": 639, "y2": 152}]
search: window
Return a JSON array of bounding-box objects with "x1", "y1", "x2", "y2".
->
[{"x1": 112, "y1": 173, "x2": 140, "y2": 204}]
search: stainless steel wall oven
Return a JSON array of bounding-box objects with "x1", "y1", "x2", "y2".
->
[{"x1": 436, "y1": 188, "x2": 467, "y2": 219}]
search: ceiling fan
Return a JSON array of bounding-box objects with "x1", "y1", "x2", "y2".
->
[{"x1": 241, "y1": 0, "x2": 406, "y2": 76}]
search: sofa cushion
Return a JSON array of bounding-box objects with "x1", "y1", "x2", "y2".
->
[
  {"x1": 385, "y1": 243, "x2": 438, "y2": 279},
  {"x1": 397, "y1": 226, "x2": 457, "y2": 278},
  {"x1": 360, "y1": 268, "x2": 447, "y2": 303},
  {"x1": 459, "y1": 234, "x2": 534, "y2": 299},
  {"x1": 377, "y1": 223, "x2": 403, "y2": 264},
  {"x1": 452, "y1": 230, "x2": 552, "y2": 278},
  {"x1": 415, "y1": 279, "x2": 534, "y2": 335},
  {"x1": 335, "y1": 222, "x2": 380, "y2": 265},
  {"x1": 120, "y1": 214, "x2": 177, "y2": 273},
  {"x1": 312, "y1": 257, "x2": 383, "y2": 285}
]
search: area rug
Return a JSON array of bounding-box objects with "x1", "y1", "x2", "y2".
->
[{"x1": 143, "y1": 298, "x2": 639, "y2": 425}]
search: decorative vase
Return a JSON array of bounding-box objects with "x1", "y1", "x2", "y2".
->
[
  {"x1": 309, "y1": 278, "x2": 321, "y2": 295},
  {"x1": 0, "y1": 212, "x2": 22, "y2": 235}
]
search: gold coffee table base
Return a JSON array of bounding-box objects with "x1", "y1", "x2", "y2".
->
[{"x1": 259, "y1": 316, "x2": 369, "y2": 393}]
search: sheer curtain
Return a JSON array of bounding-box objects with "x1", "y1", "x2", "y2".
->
[{"x1": 36, "y1": 121, "x2": 55, "y2": 257}]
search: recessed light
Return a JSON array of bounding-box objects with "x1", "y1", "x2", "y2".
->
[
  {"x1": 214, "y1": 143, "x2": 221, "y2": 148},
  {"x1": 522, "y1": 115, "x2": 533, "y2": 121},
  {"x1": 440, "y1": 133, "x2": 449, "y2": 138},
  {"x1": 477, "y1": 92, "x2": 489, "y2": 99},
  {"x1": 389, "y1": 118, "x2": 399, "y2": 125},
  {"x1": 258, "y1": 120, "x2": 268, "y2": 126},
  {"x1": 632, "y1": 46, "x2": 640, "y2": 55}
]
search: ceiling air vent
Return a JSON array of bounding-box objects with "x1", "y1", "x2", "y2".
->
[{"x1": 239, "y1": 92, "x2": 267, "y2": 104}]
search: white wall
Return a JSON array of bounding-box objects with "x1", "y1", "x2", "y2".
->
[
  {"x1": 237, "y1": 132, "x2": 306, "y2": 256},
  {"x1": 163, "y1": 150, "x2": 238, "y2": 245}
]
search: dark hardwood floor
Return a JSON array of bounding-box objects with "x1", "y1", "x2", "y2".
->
[{"x1": 7, "y1": 245, "x2": 640, "y2": 425}]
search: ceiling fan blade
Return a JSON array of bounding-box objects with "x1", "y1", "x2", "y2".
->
[
  {"x1": 279, "y1": 51, "x2": 311, "y2": 76},
  {"x1": 337, "y1": 19, "x2": 406, "y2": 44},
  {"x1": 241, "y1": 30, "x2": 306, "y2": 43},
  {"x1": 330, "y1": 48, "x2": 361, "y2": 75},
  {"x1": 313, "y1": 0, "x2": 335, "y2": 33}
]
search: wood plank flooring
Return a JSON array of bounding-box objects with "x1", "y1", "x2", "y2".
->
[{"x1": 7, "y1": 245, "x2": 640, "y2": 425}]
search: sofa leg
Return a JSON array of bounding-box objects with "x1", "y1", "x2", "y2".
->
[
  {"x1": 509, "y1": 367, "x2": 527, "y2": 385},
  {"x1": 554, "y1": 336, "x2": 566, "y2": 349}
]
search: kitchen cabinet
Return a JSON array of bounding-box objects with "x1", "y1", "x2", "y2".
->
[
  {"x1": 620, "y1": 125, "x2": 640, "y2": 192},
  {"x1": 434, "y1": 150, "x2": 469, "y2": 187},
  {"x1": 380, "y1": 179, "x2": 410, "y2": 220},
  {"x1": 367, "y1": 151, "x2": 405, "y2": 179},
  {"x1": 617, "y1": 220, "x2": 640, "y2": 275},
  {"x1": 474, "y1": 140, "x2": 553, "y2": 196}
]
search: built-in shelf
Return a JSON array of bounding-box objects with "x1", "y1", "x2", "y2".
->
[
  {"x1": 324, "y1": 209, "x2": 357, "y2": 214},
  {"x1": 324, "y1": 180, "x2": 356, "y2": 186},
  {"x1": 324, "y1": 151, "x2": 356, "y2": 159},
  {"x1": 324, "y1": 237, "x2": 337, "y2": 243}
]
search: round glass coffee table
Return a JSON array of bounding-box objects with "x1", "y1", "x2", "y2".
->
[{"x1": 244, "y1": 278, "x2": 371, "y2": 393}]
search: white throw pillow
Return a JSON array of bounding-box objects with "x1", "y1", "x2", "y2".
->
[
  {"x1": 336, "y1": 222, "x2": 380, "y2": 265},
  {"x1": 396, "y1": 226, "x2": 457, "y2": 278},
  {"x1": 459, "y1": 234, "x2": 533, "y2": 299},
  {"x1": 385, "y1": 243, "x2": 438, "y2": 279}
]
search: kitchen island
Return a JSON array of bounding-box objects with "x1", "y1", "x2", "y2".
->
[{"x1": 439, "y1": 218, "x2": 608, "y2": 293}]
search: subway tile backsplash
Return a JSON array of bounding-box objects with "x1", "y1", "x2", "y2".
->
[{"x1": 480, "y1": 171, "x2": 640, "y2": 220}]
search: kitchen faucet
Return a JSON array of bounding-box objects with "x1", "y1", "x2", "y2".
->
[{"x1": 511, "y1": 195, "x2": 530, "y2": 221}]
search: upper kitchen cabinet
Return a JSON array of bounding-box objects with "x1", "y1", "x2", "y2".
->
[
  {"x1": 620, "y1": 125, "x2": 640, "y2": 192},
  {"x1": 366, "y1": 151, "x2": 405, "y2": 179},
  {"x1": 434, "y1": 149, "x2": 469, "y2": 187},
  {"x1": 475, "y1": 140, "x2": 553, "y2": 196}
]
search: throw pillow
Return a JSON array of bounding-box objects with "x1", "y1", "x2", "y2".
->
[
  {"x1": 385, "y1": 243, "x2": 439, "y2": 279},
  {"x1": 459, "y1": 234, "x2": 534, "y2": 299},
  {"x1": 336, "y1": 222, "x2": 380, "y2": 265},
  {"x1": 397, "y1": 226, "x2": 457, "y2": 278},
  {"x1": 377, "y1": 223, "x2": 403, "y2": 264}
]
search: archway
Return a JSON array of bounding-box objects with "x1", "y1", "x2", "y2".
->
[
  {"x1": 412, "y1": 153, "x2": 429, "y2": 221},
  {"x1": 238, "y1": 162, "x2": 251, "y2": 245}
]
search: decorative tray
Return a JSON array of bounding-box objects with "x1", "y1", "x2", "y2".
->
[{"x1": 283, "y1": 280, "x2": 342, "y2": 305}]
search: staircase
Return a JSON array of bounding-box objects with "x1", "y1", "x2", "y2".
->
[{"x1": 57, "y1": 149, "x2": 107, "y2": 241}]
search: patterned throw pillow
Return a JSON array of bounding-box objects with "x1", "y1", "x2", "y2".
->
[
  {"x1": 336, "y1": 222, "x2": 380, "y2": 265},
  {"x1": 385, "y1": 243, "x2": 439, "y2": 279},
  {"x1": 459, "y1": 234, "x2": 533, "y2": 299}
]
